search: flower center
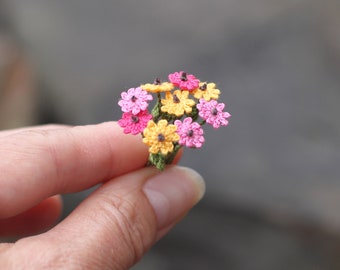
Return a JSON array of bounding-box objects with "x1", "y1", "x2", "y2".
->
[
  {"x1": 211, "y1": 108, "x2": 218, "y2": 116},
  {"x1": 131, "y1": 95, "x2": 137, "y2": 102},
  {"x1": 157, "y1": 133, "x2": 165, "y2": 142},
  {"x1": 173, "y1": 94, "x2": 180, "y2": 103},
  {"x1": 187, "y1": 130, "x2": 194, "y2": 137},
  {"x1": 199, "y1": 83, "x2": 207, "y2": 90},
  {"x1": 154, "y1": 78, "x2": 161, "y2": 85},
  {"x1": 180, "y1": 72, "x2": 188, "y2": 81},
  {"x1": 131, "y1": 115, "x2": 139, "y2": 123}
]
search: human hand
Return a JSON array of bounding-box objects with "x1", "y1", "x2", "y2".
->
[{"x1": 0, "y1": 122, "x2": 205, "y2": 269}]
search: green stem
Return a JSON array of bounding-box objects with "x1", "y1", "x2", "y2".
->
[
  {"x1": 145, "y1": 144, "x2": 182, "y2": 170},
  {"x1": 165, "y1": 143, "x2": 181, "y2": 165},
  {"x1": 157, "y1": 92, "x2": 161, "y2": 112},
  {"x1": 199, "y1": 120, "x2": 206, "y2": 126}
]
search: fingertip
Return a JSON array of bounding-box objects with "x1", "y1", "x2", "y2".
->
[{"x1": 142, "y1": 166, "x2": 205, "y2": 229}]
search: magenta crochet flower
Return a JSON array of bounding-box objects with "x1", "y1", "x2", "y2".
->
[
  {"x1": 197, "y1": 99, "x2": 231, "y2": 128},
  {"x1": 118, "y1": 87, "x2": 153, "y2": 115},
  {"x1": 118, "y1": 110, "x2": 153, "y2": 135},
  {"x1": 168, "y1": 71, "x2": 200, "y2": 91},
  {"x1": 174, "y1": 117, "x2": 205, "y2": 148}
]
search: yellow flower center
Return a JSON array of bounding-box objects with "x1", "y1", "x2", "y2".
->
[
  {"x1": 157, "y1": 133, "x2": 165, "y2": 142},
  {"x1": 199, "y1": 83, "x2": 207, "y2": 90},
  {"x1": 173, "y1": 94, "x2": 180, "y2": 103},
  {"x1": 154, "y1": 78, "x2": 161, "y2": 85}
]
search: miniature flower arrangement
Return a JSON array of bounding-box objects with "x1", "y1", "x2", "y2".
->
[{"x1": 118, "y1": 71, "x2": 231, "y2": 170}]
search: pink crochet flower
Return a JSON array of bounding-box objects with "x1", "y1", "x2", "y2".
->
[
  {"x1": 118, "y1": 87, "x2": 153, "y2": 115},
  {"x1": 168, "y1": 71, "x2": 200, "y2": 91},
  {"x1": 196, "y1": 99, "x2": 231, "y2": 128},
  {"x1": 174, "y1": 117, "x2": 205, "y2": 148},
  {"x1": 118, "y1": 110, "x2": 153, "y2": 135}
]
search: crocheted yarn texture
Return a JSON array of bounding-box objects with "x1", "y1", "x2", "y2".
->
[{"x1": 118, "y1": 71, "x2": 231, "y2": 170}]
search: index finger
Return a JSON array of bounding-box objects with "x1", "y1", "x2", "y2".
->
[{"x1": 0, "y1": 122, "x2": 148, "y2": 218}]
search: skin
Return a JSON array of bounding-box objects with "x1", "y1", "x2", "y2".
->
[{"x1": 0, "y1": 122, "x2": 205, "y2": 270}]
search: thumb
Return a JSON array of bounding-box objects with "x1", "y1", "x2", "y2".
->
[{"x1": 1, "y1": 166, "x2": 205, "y2": 270}]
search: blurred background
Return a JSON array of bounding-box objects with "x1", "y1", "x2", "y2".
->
[{"x1": 1, "y1": 0, "x2": 340, "y2": 269}]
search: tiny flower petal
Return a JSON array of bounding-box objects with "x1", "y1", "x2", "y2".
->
[
  {"x1": 168, "y1": 71, "x2": 200, "y2": 91},
  {"x1": 118, "y1": 110, "x2": 153, "y2": 135},
  {"x1": 118, "y1": 87, "x2": 153, "y2": 114},
  {"x1": 174, "y1": 117, "x2": 205, "y2": 148},
  {"x1": 142, "y1": 119, "x2": 179, "y2": 155},
  {"x1": 161, "y1": 90, "x2": 196, "y2": 117},
  {"x1": 141, "y1": 79, "x2": 174, "y2": 93},
  {"x1": 192, "y1": 82, "x2": 221, "y2": 101},
  {"x1": 197, "y1": 99, "x2": 231, "y2": 128}
]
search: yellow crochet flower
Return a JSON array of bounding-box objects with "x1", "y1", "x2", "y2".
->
[
  {"x1": 161, "y1": 90, "x2": 195, "y2": 117},
  {"x1": 142, "y1": 119, "x2": 179, "y2": 155},
  {"x1": 140, "y1": 79, "x2": 174, "y2": 93},
  {"x1": 192, "y1": 82, "x2": 221, "y2": 101}
]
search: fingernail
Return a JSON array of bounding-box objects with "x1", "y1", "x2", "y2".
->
[{"x1": 142, "y1": 166, "x2": 205, "y2": 229}]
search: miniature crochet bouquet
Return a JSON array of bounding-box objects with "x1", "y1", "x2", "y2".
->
[{"x1": 117, "y1": 71, "x2": 231, "y2": 170}]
